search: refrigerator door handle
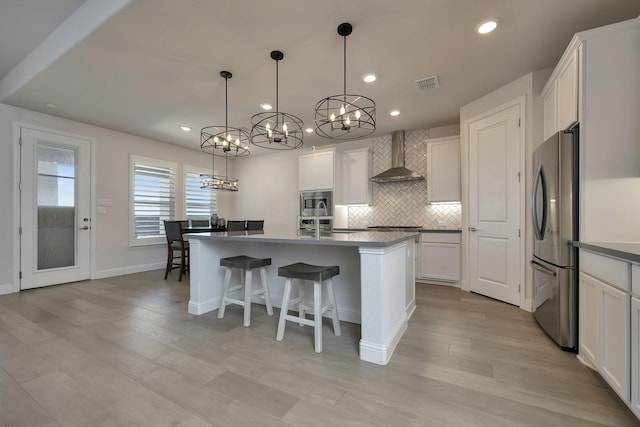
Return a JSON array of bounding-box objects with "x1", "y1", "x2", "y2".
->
[
  {"x1": 531, "y1": 165, "x2": 548, "y2": 241},
  {"x1": 530, "y1": 260, "x2": 557, "y2": 277}
]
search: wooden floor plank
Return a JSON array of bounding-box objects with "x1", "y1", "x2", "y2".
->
[{"x1": 0, "y1": 271, "x2": 637, "y2": 426}]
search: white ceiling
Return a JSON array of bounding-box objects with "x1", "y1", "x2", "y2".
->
[{"x1": 1, "y1": 0, "x2": 639, "y2": 154}]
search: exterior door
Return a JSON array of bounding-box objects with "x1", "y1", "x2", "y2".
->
[
  {"x1": 20, "y1": 127, "x2": 92, "y2": 289},
  {"x1": 468, "y1": 103, "x2": 521, "y2": 306}
]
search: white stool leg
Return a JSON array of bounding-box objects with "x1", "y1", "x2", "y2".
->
[
  {"x1": 298, "y1": 280, "x2": 306, "y2": 326},
  {"x1": 260, "y1": 267, "x2": 273, "y2": 316},
  {"x1": 276, "y1": 278, "x2": 292, "y2": 341},
  {"x1": 314, "y1": 281, "x2": 323, "y2": 353},
  {"x1": 218, "y1": 267, "x2": 232, "y2": 319},
  {"x1": 243, "y1": 268, "x2": 252, "y2": 327},
  {"x1": 326, "y1": 278, "x2": 341, "y2": 336}
]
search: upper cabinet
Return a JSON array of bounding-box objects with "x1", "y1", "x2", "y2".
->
[
  {"x1": 426, "y1": 136, "x2": 461, "y2": 203},
  {"x1": 341, "y1": 148, "x2": 372, "y2": 205},
  {"x1": 542, "y1": 47, "x2": 579, "y2": 140},
  {"x1": 298, "y1": 149, "x2": 336, "y2": 191}
]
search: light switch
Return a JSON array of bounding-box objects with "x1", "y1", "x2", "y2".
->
[
  {"x1": 97, "y1": 207, "x2": 107, "y2": 215},
  {"x1": 97, "y1": 198, "x2": 113, "y2": 207}
]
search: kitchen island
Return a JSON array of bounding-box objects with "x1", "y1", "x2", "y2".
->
[{"x1": 186, "y1": 230, "x2": 418, "y2": 365}]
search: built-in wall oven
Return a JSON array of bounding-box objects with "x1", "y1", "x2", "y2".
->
[
  {"x1": 300, "y1": 191, "x2": 332, "y2": 217},
  {"x1": 299, "y1": 191, "x2": 333, "y2": 231}
]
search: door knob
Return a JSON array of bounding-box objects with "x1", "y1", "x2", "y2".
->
[
  {"x1": 468, "y1": 226, "x2": 480, "y2": 232},
  {"x1": 79, "y1": 226, "x2": 90, "y2": 230}
]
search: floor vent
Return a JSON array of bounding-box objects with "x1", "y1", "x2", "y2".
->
[{"x1": 415, "y1": 75, "x2": 439, "y2": 91}]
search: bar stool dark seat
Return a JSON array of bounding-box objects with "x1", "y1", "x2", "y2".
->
[
  {"x1": 218, "y1": 255, "x2": 273, "y2": 327},
  {"x1": 276, "y1": 262, "x2": 341, "y2": 352}
]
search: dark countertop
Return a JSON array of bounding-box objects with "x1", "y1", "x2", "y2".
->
[{"x1": 575, "y1": 241, "x2": 640, "y2": 264}]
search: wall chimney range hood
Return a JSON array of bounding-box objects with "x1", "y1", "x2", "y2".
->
[{"x1": 370, "y1": 130, "x2": 425, "y2": 183}]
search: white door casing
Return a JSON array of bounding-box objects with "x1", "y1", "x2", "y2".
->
[
  {"x1": 20, "y1": 127, "x2": 92, "y2": 289},
  {"x1": 467, "y1": 102, "x2": 523, "y2": 306}
]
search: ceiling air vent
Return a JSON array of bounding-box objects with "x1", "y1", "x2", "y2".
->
[{"x1": 415, "y1": 75, "x2": 439, "y2": 91}]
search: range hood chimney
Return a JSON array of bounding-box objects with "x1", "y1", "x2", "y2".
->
[{"x1": 370, "y1": 130, "x2": 425, "y2": 183}]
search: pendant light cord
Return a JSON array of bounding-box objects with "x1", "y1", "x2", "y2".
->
[
  {"x1": 275, "y1": 58, "x2": 280, "y2": 127},
  {"x1": 343, "y1": 33, "x2": 347, "y2": 98}
]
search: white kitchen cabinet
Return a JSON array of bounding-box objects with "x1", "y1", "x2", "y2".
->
[
  {"x1": 426, "y1": 136, "x2": 460, "y2": 203},
  {"x1": 418, "y1": 232, "x2": 461, "y2": 284},
  {"x1": 542, "y1": 47, "x2": 578, "y2": 141},
  {"x1": 579, "y1": 272, "x2": 599, "y2": 367},
  {"x1": 299, "y1": 149, "x2": 336, "y2": 191},
  {"x1": 579, "y1": 249, "x2": 631, "y2": 403},
  {"x1": 555, "y1": 48, "x2": 579, "y2": 133},
  {"x1": 601, "y1": 281, "x2": 631, "y2": 401},
  {"x1": 631, "y1": 296, "x2": 640, "y2": 418},
  {"x1": 341, "y1": 148, "x2": 372, "y2": 205},
  {"x1": 542, "y1": 82, "x2": 557, "y2": 141}
]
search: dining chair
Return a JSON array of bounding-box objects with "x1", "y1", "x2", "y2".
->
[
  {"x1": 226, "y1": 220, "x2": 246, "y2": 231},
  {"x1": 164, "y1": 220, "x2": 189, "y2": 281},
  {"x1": 246, "y1": 220, "x2": 264, "y2": 231}
]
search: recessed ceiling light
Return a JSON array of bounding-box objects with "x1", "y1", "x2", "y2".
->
[
  {"x1": 362, "y1": 73, "x2": 377, "y2": 83},
  {"x1": 260, "y1": 103, "x2": 272, "y2": 110},
  {"x1": 305, "y1": 128, "x2": 314, "y2": 133},
  {"x1": 180, "y1": 126, "x2": 192, "y2": 131},
  {"x1": 45, "y1": 103, "x2": 56, "y2": 108},
  {"x1": 390, "y1": 110, "x2": 400, "y2": 116},
  {"x1": 476, "y1": 19, "x2": 498, "y2": 34}
]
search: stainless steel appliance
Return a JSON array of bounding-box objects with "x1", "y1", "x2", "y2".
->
[
  {"x1": 299, "y1": 217, "x2": 333, "y2": 231},
  {"x1": 531, "y1": 127, "x2": 579, "y2": 351},
  {"x1": 300, "y1": 191, "x2": 333, "y2": 217}
]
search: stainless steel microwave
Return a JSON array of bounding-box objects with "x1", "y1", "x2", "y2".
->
[{"x1": 300, "y1": 191, "x2": 333, "y2": 217}]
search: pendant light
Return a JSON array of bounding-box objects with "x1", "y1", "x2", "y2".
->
[
  {"x1": 315, "y1": 23, "x2": 376, "y2": 140},
  {"x1": 200, "y1": 71, "x2": 249, "y2": 192},
  {"x1": 250, "y1": 50, "x2": 304, "y2": 150}
]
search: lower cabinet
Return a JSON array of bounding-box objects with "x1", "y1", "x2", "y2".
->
[
  {"x1": 579, "y1": 249, "x2": 632, "y2": 408},
  {"x1": 579, "y1": 272, "x2": 600, "y2": 366},
  {"x1": 418, "y1": 232, "x2": 461, "y2": 284},
  {"x1": 632, "y1": 297, "x2": 640, "y2": 418},
  {"x1": 600, "y1": 281, "x2": 631, "y2": 401}
]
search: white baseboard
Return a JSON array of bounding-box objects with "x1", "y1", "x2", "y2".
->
[
  {"x1": 522, "y1": 298, "x2": 534, "y2": 312},
  {"x1": 188, "y1": 297, "x2": 219, "y2": 315},
  {"x1": 93, "y1": 262, "x2": 165, "y2": 279},
  {"x1": 359, "y1": 313, "x2": 408, "y2": 365},
  {"x1": 0, "y1": 283, "x2": 15, "y2": 295},
  {"x1": 416, "y1": 279, "x2": 461, "y2": 288}
]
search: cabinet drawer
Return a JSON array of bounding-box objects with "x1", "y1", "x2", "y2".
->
[
  {"x1": 633, "y1": 264, "x2": 640, "y2": 297},
  {"x1": 581, "y1": 250, "x2": 630, "y2": 292},
  {"x1": 421, "y1": 232, "x2": 461, "y2": 244}
]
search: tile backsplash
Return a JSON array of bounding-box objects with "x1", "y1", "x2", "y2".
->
[{"x1": 346, "y1": 129, "x2": 462, "y2": 230}]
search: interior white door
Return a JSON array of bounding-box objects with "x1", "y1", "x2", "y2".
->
[
  {"x1": 20, "y1": 127, "x2": 92, "y2": 289},
  {"x1": 468, "y1": 104, "x2": 521, "y2": 305}
]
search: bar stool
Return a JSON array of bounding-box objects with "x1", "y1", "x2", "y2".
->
[
  {"x1": 276, "y1": 262, "x2": 341, "y2": 353},
  {"x1": 218, "y1": 256, "x2": 273, "y2": 327}
]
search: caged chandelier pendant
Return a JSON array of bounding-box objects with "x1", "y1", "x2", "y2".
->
[
  {"x1": 200, "y1": 71, "x2": 250, "y2": 192},
  {"x1": 250, "y1": 50, "x2": 304, "y2": 150},
  {"x1": 315, "y1": 23, "x2": 376, "y2": 140}
]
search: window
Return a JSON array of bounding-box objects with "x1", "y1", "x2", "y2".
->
[
  {"x1": 184, "y1": 167, "x2": 216, "y2": 220},
  {"x1": 130, "y1": 155, "x2": 176, "y2": 246}
]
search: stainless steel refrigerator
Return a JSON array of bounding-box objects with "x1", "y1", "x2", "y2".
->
[{"x1": 531, "y1": 127, "x2": 579, "y2": 351}]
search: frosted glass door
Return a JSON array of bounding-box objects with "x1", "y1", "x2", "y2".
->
[{"x1": 20, "y1": 128, "x2": 91, "y2": 289}]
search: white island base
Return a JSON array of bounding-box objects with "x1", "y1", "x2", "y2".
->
[{"x1": 187, "y1": 231, "x2": 416, "y2": 365}]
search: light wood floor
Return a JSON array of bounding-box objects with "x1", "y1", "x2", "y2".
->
[{"x1": 0, "y1": 271, "x2": 637, "y2": 427}]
